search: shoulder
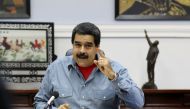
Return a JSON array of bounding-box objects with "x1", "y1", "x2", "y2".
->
[{"x1": 47, "y1": 56, "x2": 73, "y2": 70}]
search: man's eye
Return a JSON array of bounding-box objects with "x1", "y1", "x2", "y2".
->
[
  {"x1": 75, "y1": 44, "x2": 81, "y2": 47},
  {"x1": 85, "y1": 44, "x2": 92, "y2": 48}
]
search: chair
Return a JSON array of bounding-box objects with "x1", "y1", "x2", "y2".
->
[{"x1": 65, "y1": 49, "x2": 73, "y2": 56}]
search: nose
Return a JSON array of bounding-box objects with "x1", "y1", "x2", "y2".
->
[{"x1": 80, "y1": 46, "x2": 85, "y2": 53}]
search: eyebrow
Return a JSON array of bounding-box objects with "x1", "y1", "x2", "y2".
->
[
  {"x1": 85, "y1": 42, "x2": 93, "y2": 45},
  {"x1": 74, "y1": 41, "x2": 80, "y2": 44},
  {"x1": 74, "y1": 41, "x2": 93, "y2": 45}
]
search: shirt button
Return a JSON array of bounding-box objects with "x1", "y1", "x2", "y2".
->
[
  {"x1": 103, "y1": 96, "x2": 106, "y2": 99},
  {"x1": 81, "y1": 106, "x2": 85, "y2": 109},
  {"x1": 82, "y1": 96, "x2": 85, "y2": 99},
  {"x1": 62, "y1": 94, "x2": 64, "y2": 96}
]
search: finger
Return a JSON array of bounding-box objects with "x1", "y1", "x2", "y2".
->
[
  {"x1": 98, "y1": 49, "x2": 105, "y2": 58},
  {"x1": 94, "y1": 60, "x2": 102, "y2": 69},
  {"x1": 64, "y1": 104, "x2": 70, "y2": 109},
  {"x1": 95, "y1": 58, "x2": 104, "y2": 64},
  {"x1": 94, "y1": 60, "x2": 98, "y2": 66},
  {"x1": 94, "y1": 60, "x2": 105, "y2": 72},
  {"x1": 59, "y1": 103, "x2": 70, "y2": 109}
]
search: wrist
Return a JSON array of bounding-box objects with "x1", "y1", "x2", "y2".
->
[{"x1": 108, "y1": 72, "x2": 117, "y2": 81}]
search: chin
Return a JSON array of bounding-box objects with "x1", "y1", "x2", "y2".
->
[
  {"x1": 76, "y1": 58, "x2": 93, "y2": 67},
  {"x1": 77, "y1": 61, "x2": 92, "y2": 67},
  {"x1": 78, "y1": 63, "x2": 88, "y2": 67}
]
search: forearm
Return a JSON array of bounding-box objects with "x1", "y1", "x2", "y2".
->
[
  {"x1": 123, "y1": 86, "x2": 144, "y2": 109},
  {"x1": 111, "y1": 72, "x2": 144, "y2": 109}
]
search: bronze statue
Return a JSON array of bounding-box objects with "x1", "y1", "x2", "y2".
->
[{"x1": 142, "y1": 30, "x2": 159, "y2": 89}]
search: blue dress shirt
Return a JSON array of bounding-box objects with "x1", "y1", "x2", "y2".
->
[{"x1": 34, "y1": 56, "x2": 144, "y2": 109}]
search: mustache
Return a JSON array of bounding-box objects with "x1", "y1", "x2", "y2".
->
[{"x1": 77, "y1": 53, "x2": 88, "y2": 59}]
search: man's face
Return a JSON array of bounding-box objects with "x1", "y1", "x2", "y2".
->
[{"x1": 72, "y1": 33, "x2": 98, "y2": 67}]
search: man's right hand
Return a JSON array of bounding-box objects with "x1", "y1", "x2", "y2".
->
[{"x1": 58, "y1": 103, "x2": 70, "y2": 109}]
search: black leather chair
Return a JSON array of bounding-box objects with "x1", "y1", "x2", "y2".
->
[{"x1": 65, "y1": 49, "x2": 73, "y2": 56}]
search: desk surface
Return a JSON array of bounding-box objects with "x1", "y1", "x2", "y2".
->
[{"x1": 9, "y1": 89, "x2": 190, "y2": 109}]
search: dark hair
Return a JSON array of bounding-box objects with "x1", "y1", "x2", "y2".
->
[{"x1": 71, "y1": 22, "x2": 101, "y2": 47}]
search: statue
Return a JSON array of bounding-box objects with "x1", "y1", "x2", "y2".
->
[{"x1": 142, "y1": 30, "x2": 159, "y2": 89}]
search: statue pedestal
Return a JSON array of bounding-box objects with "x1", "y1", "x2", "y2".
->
[{"x1": 142, "y1": 82, "x2": 158, "y2": 89}]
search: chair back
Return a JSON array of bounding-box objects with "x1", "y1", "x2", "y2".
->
[{"x1": 65, "y1": 49, "x2": 73, "y2": 56}]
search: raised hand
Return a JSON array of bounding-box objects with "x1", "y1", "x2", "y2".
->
[{"x1": 94, "y1": 49, "x2": 116, "y2": 80}]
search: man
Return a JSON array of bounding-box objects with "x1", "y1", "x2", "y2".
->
[{"x1": 34, "y1": 22, "x2": 144, "y2": 109}]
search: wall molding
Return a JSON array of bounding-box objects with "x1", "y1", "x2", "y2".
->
[{"x1": 55, "y1": 24, "x2": 190, "y2": 38}]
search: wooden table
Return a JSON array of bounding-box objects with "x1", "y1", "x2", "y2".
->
[{"x1": 9, "y1": 89, "x2": 190, "y2": 109}]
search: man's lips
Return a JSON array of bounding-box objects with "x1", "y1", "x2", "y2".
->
[{"x1": 77, "y1": 54, "x2": 88, "y2": 59}]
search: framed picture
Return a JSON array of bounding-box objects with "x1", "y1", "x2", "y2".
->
[
  {"x1": 115, "y1": 0, "x2": 190, "y2": 20},
  {"x1": 0, "y1": 0, "x2": 30, "y2": 18},
  {"x1": 0, "y1": 22, "x2": 54, "y2": 70}
]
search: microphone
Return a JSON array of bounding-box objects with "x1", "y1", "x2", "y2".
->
[{"x1": 44, "y1": 91, "x2": 59, "y2": 109}]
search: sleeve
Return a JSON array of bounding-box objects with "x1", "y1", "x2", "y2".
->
[
  {"x1": 110, "y1": 62, "x2": 145, "y2": 109},
  {"x1": 34, "y1": 68, "x2": 57, "y2": 109}
]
